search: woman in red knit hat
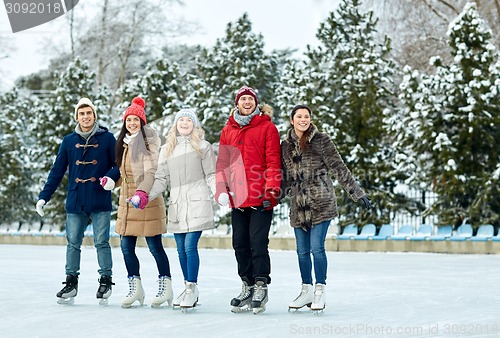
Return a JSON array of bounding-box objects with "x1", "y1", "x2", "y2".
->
[{"x1": 103, "y1": 96, "x2": 173, "y2": 308}]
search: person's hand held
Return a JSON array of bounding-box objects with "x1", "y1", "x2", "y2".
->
[{"x1": 36, "y1": 199, "x2": 46, "y2": 217}]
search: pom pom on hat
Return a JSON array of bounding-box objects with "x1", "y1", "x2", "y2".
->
[
  {"x1": 74, "y1": 97, "x2": 97, "y2": 121},
  {"x1": 235, "y1": 86, "x2": 258, "y2": 106},
  {"x1": 174, "y1": 108, "x2": 199, "y2": 128},
  {"x1": 123, "y1": 96, "x2": 147, "y2": 124}
]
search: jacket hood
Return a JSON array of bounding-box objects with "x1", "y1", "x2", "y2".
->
[
  {"x1": 229, "y1": 104, "x2": 273, "y2": 118},
  {"x1": 96, "y1": 125, "x2": 109, "y2": 134}
]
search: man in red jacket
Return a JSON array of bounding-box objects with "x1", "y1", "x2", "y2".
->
[{"x1": 215, "y1": 86, "x2": 281, "y2": 314}]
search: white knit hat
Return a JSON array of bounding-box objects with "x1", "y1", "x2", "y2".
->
[
  {"x1": 173, "y1": 108, "x2": 199, "y2": 128},
  {"x1": 74, "y1": 97, "x2": 97, "y2": 121}
]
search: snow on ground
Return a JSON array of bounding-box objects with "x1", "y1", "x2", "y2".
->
[{"x1": 0, "y1": 244, "x2": 499, "y2": 338}]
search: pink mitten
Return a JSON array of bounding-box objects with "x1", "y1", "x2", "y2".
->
[{"x1": 127, "y1": 190, "x2": 149, "y2": 210}]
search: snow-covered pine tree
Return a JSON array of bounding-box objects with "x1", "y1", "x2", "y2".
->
[
  {"x1": 186, "y1": 13, "x2": 278, "y2": 143},
  {"x1": 114, "y1": 59, "x2": 186, "y2": 138},
  {"x1": 304, "y1": 0, "x2": 401, "y2": 226},
  {"x1": 0, "y1": 88, "x2": 38, "y2": 228},
  {"x1": 274, "y1": 58, "x2": 320, "y2": 134},
  {"x1": 398, "y1": 3, "x2": 500, "y2": 227}
]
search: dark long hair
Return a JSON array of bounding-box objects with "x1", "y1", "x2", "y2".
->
[
  {"x1": 115, "y1": 119, "x2": 150, "y2": 167},
  {"x1": 290, "y1": 104, "x2": 313, "y2": 151}
]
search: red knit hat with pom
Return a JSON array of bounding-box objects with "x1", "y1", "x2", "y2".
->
[{"x1": 123, "y1": 97, "x2": 147, "y2": 124}]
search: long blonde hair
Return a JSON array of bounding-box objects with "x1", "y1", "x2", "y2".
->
[{"x1": 162, "y1": 123, "x2": 206, "y2": 159}]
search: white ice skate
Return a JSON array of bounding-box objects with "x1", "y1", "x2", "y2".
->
[
  {"x1": 180, "y1": 282, "x2": 199, "y2": 313},
  {"x1": 311, "y1": 283, "x2": 326, "y2": 315},
  {"x1": 121, "y1": 276, "x2": 145, "y2": 308},
  {"x1": 288, "y1": 284, "x2": 313, "y2": 312},
  {"x1": 172, "y1": 281, "x2": 187, "y2": 310},
  {"x1": 151, "y1": 276, "x2": 173, "y2": 308}
]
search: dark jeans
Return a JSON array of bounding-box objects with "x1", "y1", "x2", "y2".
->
[
  {"x1": 120, "y1": 234, "x2": 171, "y2": 278},
  {"x1": 231, "y1": 207, "x2": 273, "y2": 284}
]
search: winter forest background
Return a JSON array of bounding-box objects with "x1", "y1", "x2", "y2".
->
[{"x1": 0, "y1": 0, "x2": 498, "y2": 233}]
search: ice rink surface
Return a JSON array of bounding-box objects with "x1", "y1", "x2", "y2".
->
[{"x1": 1, "y1": 244, "x2": 499, "y2": 338}]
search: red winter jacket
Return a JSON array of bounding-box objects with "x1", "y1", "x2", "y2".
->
[{"x1": 216, "y1": 104, "x2": 281, "y2": 208}]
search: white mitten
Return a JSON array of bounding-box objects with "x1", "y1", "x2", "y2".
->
[
  {"x1": 217, "y1": 192, "x2": 234, "y2": 206},
  {"x1": 36, "y1": 199, "x2": 46, "y2": 217},
  {"x1": 99, "y1": 176, "x2": 115, "y2": 190}
]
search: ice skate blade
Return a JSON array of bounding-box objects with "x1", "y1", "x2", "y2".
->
[
  {"x1": 151, "y1": 299, "x2": 173, "y2": 308},
  {"x1": 312, "y1": 309, "x2": 324, "y2": 315},
  {"x1": 180, "y1": 306, "x2": 196, "y2": 313},
  {"x1": 253, "y1": 306, "x2": 266, "y2": 315},
  {"x1": 180, "y1": 301, "x2": 199, "y2": 313},
  {"x1": 121, "y1": 302, "x2": 145, "y2": 309},
  {"x1": 288, "y1": 303, "x2": 312, "y2": 312},
  {"x1": 57, "y1": 297, "x2": 75, "y2": 305},
  {"x1": 231, "y1": 305, "x2": 252, "y2": 313},
  {"x1": 98, "y1": 298, "x2": 109, "y2": 305}
]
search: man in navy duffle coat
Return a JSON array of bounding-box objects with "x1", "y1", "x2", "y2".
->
[{"x1": 36, "y1": 97, "x2": 120, "y2": 304}]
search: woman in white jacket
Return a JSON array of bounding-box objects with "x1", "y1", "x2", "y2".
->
[{"x1": 149, "y1": 108, "x2": 216, "y2": 309}]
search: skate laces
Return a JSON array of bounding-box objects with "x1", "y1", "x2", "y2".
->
[
  {"x1": 236, "y1": 283, "x2": 252, "y2": 300},
  {"x1": 253, "y1": 283, "x2": 267, "y2": 301},
  {"x1": 126, "y1": 277, "x2": 136, "y2": 297},
  {"x1": 156, "y1": 285, "x2": 165, "y2": 297},
  {"x1": 155, "y1": 277, "x2": 168, "y2": 297}
]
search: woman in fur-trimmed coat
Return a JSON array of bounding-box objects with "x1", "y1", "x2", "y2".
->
[{"x1": 281, "y1": 105, "x2": 371, "y2": 312}]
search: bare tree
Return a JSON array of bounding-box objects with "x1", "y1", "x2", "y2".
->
[
  {"x1": 363, "y1": 0, "x2": 499, "y2": 71},
  {"x1": 97, "y1": 0, "x2": 109, "y2": 86},
  {"x1": 76, "y1": 0, "x2": 187, "y2": 90},
  {"x1": 0, "y1": 36, "x2": 15, "y2": 89}
]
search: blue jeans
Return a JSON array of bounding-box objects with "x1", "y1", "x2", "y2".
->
[
  {"x1": 174, "y1": 231, "x2": 202, "y2": 283},
  {"x1": 293, "y1": 220, "x2": 331, "y2": 285},
  {"x1": 120, "y1": 235, "x2": 171, "y2": 278},
  {"x1": 65, "y1": 211, "x2": 112, "y2": 277}
]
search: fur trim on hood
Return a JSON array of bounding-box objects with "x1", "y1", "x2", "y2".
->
[{"x1": 229, "y1": 104, "x2": 273, "y2": 117}]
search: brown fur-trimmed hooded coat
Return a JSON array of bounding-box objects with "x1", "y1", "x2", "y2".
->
[
  {"x1": 115, "y1": 127, "x2": 166, "y2": 237},
  {"x1": 281, "y1": 124, "x2": 366, "y2": 229}
]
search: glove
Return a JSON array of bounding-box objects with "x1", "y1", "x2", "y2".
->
[
  {"x1": 36, "y1": 199, "x2": 46, "y2": 217},
  {"x1": 217, "y1": 192, "x2": 234, "y2": 206},
  {"x1": 359, "y1": 195, "x2": 372, "y2": 209},
  {"x1": 99, "y1": 176, "x2": 115, "y2": 190},
  {"x1": 262, "y1": 189, "x2": 278, "y2": 210},
  {"x1": 127, "y1": 190, "x2": 149, "y2": 210}
]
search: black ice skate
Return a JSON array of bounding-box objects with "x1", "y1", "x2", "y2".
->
[
  {"x1": 56, "y1": 275, "x2": 78, "y2": 305},
  {"x1": 251, "y1": 277, "x2": 268, "y2": 315},
  {"x1": 230, "y1": 277, "x2": 254, "y2": 313},
  {"x1": 96, "y1": 275, "x2": 114, "y2": 305}
]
